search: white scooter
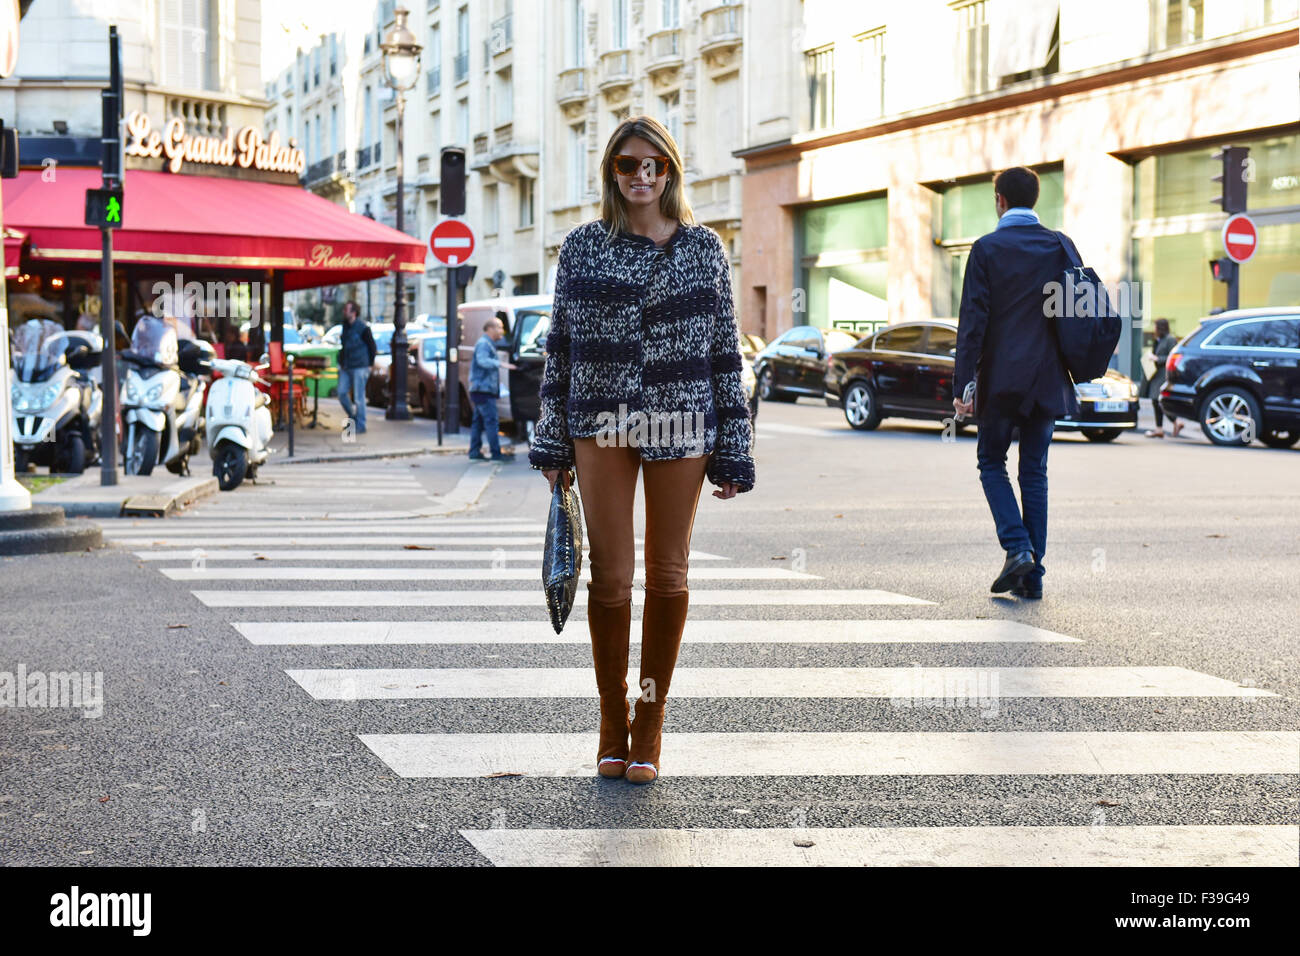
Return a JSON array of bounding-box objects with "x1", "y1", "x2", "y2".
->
[
  {"x1": 9, "y1": 319, "x2": 103, "y2": 474},
  {"x1": 196, "y1": 356, "x2": 273, "y2": 491},
  {"x1": 119, "y1": 316, "x2": 209, "y2": 476}
]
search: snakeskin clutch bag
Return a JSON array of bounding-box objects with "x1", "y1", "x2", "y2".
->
[{"x1": 542, "y1": 471, "x2": 584, "y2": 634}]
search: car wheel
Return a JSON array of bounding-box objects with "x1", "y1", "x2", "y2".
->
[
  {"x1": 1260, "y1": 429, "x2": 1300, "y2": 449},
  {"x1": 842, "y1": 381, "x2": 881, "y2": 431},
  {"x1": 1082, "y1": 428, "x2": 1122, "y2": 443},
  {"x1": 1199, "y1": 387, "x2": 1262, "y2": 446},
  {"x1": 758, "y1": 366, "x2": 795, "y2": 403}
]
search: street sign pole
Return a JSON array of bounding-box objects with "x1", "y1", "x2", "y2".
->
[
  {"x1": 99, "y1": 25, "x2": 123, "y2": 487},
  {"x1": 429, "y1": 216, "x2": 475, "y2": 435}
]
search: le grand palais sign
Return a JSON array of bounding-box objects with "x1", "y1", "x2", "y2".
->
[{"x1": 124, "y1": 110, "x2": 306, "y2": 185}]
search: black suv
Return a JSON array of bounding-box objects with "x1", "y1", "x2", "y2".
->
[{"x1": 1159, "y1": 308, "x2": 1300, "y2": 448}]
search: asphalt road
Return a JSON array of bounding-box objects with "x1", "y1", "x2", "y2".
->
[{"x1": 0, "y1": 397, "x2": 1295, "y2": 866}]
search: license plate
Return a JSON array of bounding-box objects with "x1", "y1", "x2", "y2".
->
[{"x1": 1093, "y1": 400, "x2": 1127, "y2": 412}]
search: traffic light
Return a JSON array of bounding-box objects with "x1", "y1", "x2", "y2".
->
[
  {"x1": 1211, "y1": 146, "x2": 1249, "y2": 214},
  {"x1": 1209, "y1": 257, "x2": 1236, "y2": 284},
  {"x1": 454, "y1": 264, "x2": 477, "y2": 288},
  {"x1": 85, "y1": 187, "x2": 124, "y2": 228},
  {"x1": 440, "y1": 146, "x2": 466, "y2": 217}
]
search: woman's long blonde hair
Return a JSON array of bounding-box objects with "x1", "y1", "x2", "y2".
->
[{"x1": 599, "y1": 115, "x2": 695, "y2": 240}]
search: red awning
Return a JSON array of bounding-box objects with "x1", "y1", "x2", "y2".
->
[
  {"x1": 1, "y1": 168, "x2": 426, "y2": 290},
  {"x1": 3, "y1": 227, "x2": 25, "y2": 276}
]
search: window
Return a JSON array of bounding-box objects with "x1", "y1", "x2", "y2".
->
[
  {"x1": 806, "y1": 45, "x2": 834, "y2": 131},
  {"x1": 363, "y1": 87, "x2": 374, "y2": 147},
  {"x1": 160, "y1": 0, "x2": 211, "y2": 91},
  {"x1": 1151, "y1": 0, "x2": 1205, "y2": 50},
  {"x1": 568, "y1": 0, "x2": 586, "y2": 68},
  {"x1": 661, "y1": 0, "x2": 679, "y2": 29},
  {"x1": 423, "y1": 336, "x2": 447, "y2": 360},
  {"x1": 955, "y1": 0, "x2": 989, "y2": 95},
  {"x1": 924, "y1": 325, "x2": 959, "y2": 355},
  {"x1": 855, "y1": 29, "x2": 886, "y2": 121},
  {"x1": 516, "y1": 307, "x2": 552, "y2": 354},
  {"x1": 484, "y1": 183, "x2": 499, "y2": 234},
  {"x1": 456, "y1": 5, "x2": 470, "y2": 82},
  {"x1": 1207, "y1": 319, "x2": 1300, "y2": 350},
  {"x1": 457, "y1": 98, "x2": 469, "y2": 144},
  {"x1": 329, "y1": 105, "x2": 338, "y2": 156},
  {"x1": 569, "y1": 123, "x2": 587, "y2": 204},
  {"x1": 496, "y1": 67, "x2": 513, "y2": 125},
  {"x1": 329, "y1": 34, "x2": 338, "y2": 77},
  {"x1": 518, "y1": 177, "x2": 535, "y2": 227},
  {"x1": 659, "y1": 90, "x2": 681, "y2": 145},
  {"x1": 612, "y1": 0, "x2": 629, "y2": 48},
  {"x1": 875, "y1": 325, "x2": 925, "y2": 353},
  {"x1": 428, "y1": 25, "x2": 442, "y2": 95}
]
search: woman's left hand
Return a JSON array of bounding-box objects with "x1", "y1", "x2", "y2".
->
[{"x1": 712, "y1": 482, "x2": 739, "y2": 500}]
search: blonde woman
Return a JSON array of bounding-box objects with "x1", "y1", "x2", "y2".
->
[{"x1": 529, "y1": 116, "x2": 755, "y2": 784}]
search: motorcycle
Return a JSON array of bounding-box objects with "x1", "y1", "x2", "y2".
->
[
  {"x1": 119, "y1": 317, "x2": 210, "y2": 476},
  {"x1": 9, "y1": 319, "x2": 103, "y2": 474},
  {"x1": 195, "y1": 355, "x2": 273, "y2": 491}
]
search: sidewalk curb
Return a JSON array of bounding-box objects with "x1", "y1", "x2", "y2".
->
[
  {"x1": 272, "y1": 444, "x2": 519, "y2": 465},
  {"x1": 33, "y1": 474, "x2": 218, "y2": 518}
]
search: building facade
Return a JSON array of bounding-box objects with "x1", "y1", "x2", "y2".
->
[{"x1": 737, "y1": 0, "x2": 1300, "y2": 381}]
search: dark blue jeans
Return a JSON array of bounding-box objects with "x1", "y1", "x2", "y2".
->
[
  {"x1": 469, "y1": 391, "x2": 501, "y2": 457},
  {"x1": 976, "y1": 408, "x2": 1055, "y2": 586}
]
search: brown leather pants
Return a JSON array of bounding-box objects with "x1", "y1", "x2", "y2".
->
[{"x1": 572, "y1": 438, "x2": 709, "y2": 606}]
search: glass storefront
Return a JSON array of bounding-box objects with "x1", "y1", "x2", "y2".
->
[
  {"x1": 934, "y1": 166, "x2": 1065, "y2": 317},
  {"x1": 797, "y1": 195, "x2": 888, "y2": 335},
  {"x1": 1132, "y1": 131, "x2": 1300, "y2": 338}
]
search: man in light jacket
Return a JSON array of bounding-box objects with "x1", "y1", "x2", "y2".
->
[{"x1": 468, "y1": 315, "x2": 515, "y2": 460}]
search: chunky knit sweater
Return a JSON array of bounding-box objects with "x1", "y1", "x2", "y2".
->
[{"x1": 528, "y1": 219, "x2": 756, "y2": 493}]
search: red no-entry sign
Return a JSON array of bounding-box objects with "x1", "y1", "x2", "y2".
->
[
  {"x1": 1222, "y1": 213, "x2": 1258, "y2": 264},
  {"x1": 429, "y1": 218, "x2": 475, "y2": 266}
]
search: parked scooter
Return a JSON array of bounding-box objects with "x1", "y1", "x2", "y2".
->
[
  {"x1": 9, "y1": 319, "x2": 103, "y2": 474},
  {"x1": 118, "y1": 317, "x2": 209, "y2": 476},
  {"x1": 195, "y1": 355, "x2": 273, "y2": 491}
]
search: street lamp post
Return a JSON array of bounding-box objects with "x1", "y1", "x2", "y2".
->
[{"x1": 381, "y1": 8, "x2": 421, "y2": 421}]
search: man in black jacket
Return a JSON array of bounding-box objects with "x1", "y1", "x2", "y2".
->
[
  {"x1": 338, "y1": 300, "x2": 378, "y2": 434},
  {"x1": 953, "y1": 167, "x2": 1080, "y2": 599}
]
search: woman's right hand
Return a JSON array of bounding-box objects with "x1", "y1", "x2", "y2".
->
[{"x1": 543, "y1": 469, "x2": 571, "y2": 492}]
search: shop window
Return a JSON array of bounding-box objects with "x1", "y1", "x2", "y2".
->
[{"x1": 798, "y1": 195, "x2": 889, "y2": 334}]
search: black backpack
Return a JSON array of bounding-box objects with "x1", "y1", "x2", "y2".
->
[{"x1": 1047, "y1": 232, "x2": 1123, "y2": 383}]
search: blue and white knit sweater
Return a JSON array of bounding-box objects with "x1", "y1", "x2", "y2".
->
[{"x1": 528, "y1": 219, "x2": 756, "y2": 493}]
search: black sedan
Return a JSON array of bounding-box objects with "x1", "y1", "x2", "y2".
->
[
  {"x1": 1159, "y1": 308, "x2": 1300, "y2": 447},
  {"x1": 823, "y1": 319, "x2": 1139, "y2": 441},
  {"x1": 753, "y1": 325, "x2": 864, "y2": 401}
]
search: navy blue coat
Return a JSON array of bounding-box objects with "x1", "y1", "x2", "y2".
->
[{"x1": 954, "y1": 222, "x2": 1080, "y2": 422}]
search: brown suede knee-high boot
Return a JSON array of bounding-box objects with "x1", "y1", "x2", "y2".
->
[
  {"x1": 626, "y1": 589, "x2": 690, "y2": 784},
  {"x1": 588, "y1": 599, "x2": 633, "y2": 778}
]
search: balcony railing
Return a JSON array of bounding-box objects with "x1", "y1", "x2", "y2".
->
[
  {"x1": 598, "y1": 50, "x2": 632, "y2": 92},
  {"x1": 473, "y1": 133, "x2": 490, "y2": 155},
  {"x1": 305, "y1": 155, "x2": 334, "y2": 183},
  {"x1": 490, "y1": 14, "x2": 513, "y2": 54},
  {"x1": 649, "y1": 28, "x2": 682, "y2": 63},
  {"x1": 374, "y1": 140, "x2": 382, "y2": 165},
  {"x1": 557, "y1": 66, "x2": 587, "y2": 106},
  {"x1": 454, "y1": 51, "x2": 469, "y2": 83},
  {"x1": 700, "y1": 3, "x2": 743, "y2": 54},
  {"x1": 427, "y1": 66, "x2": 441, "y2": 96}
]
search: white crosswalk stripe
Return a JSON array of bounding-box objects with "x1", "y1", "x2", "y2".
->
[{"x1": 115, "y1": 465, "x2": 1295, "y2": 866}]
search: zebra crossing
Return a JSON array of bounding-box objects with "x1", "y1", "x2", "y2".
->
[{"x1": 100, "y1": 459, "x2": 1299, "y2": 866}]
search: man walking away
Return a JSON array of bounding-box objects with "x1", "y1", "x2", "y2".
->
[
  {"x1": 338, "y1": 300, "x2": 377, "y2": 434},
  {"x1": 468, "y1": 316, "x2": 516, "y2": 461},
  {"x1": 953, "y1": 166, "x2": 1080, "y2": 600}
]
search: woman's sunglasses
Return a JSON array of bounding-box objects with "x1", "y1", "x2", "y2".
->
[{"x1": 612, "y1": 154, "x2": 670, "y2": 177}]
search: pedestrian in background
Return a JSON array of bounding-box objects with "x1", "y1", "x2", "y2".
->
[
  {"x1": 1144, "y1": 317, "x2": 1183, "y2": 438},
  {"x1": 337, "y1": 300, "x2": 376, "y2": 434},
  {"x1": 530, "y1": 115, "x2": 755, "y2": 783},
  {"x1": 953, "y1": 166, "x2": 1081, "y2": 601},
  {"x1": 467, "y1": 316, "x2": 515, "y2": 461}
]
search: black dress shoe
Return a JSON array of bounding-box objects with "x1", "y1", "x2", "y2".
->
[
  {"x1": 991, "y1": 550, "x2": 1036, "y2": 593},
  {"x1": 1011, "y1": 581, "x2": 1042, "y2": 599}
]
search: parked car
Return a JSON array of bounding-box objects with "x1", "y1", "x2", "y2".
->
[
  {"x1": 456, "y1": 294, "x2": 553, "y2": 439},
  {"x1": 740, "y1": 332, "x2": 766, "y2": 361},
  {"x1": 823, "y1": 318, "x2": 1139, "y2": 440},
  {"x1": 394, "y1": 333, "x2": 449, "y2": 418},
  {"x1": 1159, "y1": 307, "x2": 1300, "y2": 448},
  {"x1": 739, "y1": 330, "x2": 759, "y2": 424},
  {"x1": 753, "y1": 325, "x2": 863, "y2": 401}
]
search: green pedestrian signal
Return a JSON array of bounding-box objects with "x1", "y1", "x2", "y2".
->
[{"x1": 85, "y1": 187, "x2": 124, "y2": 229}]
